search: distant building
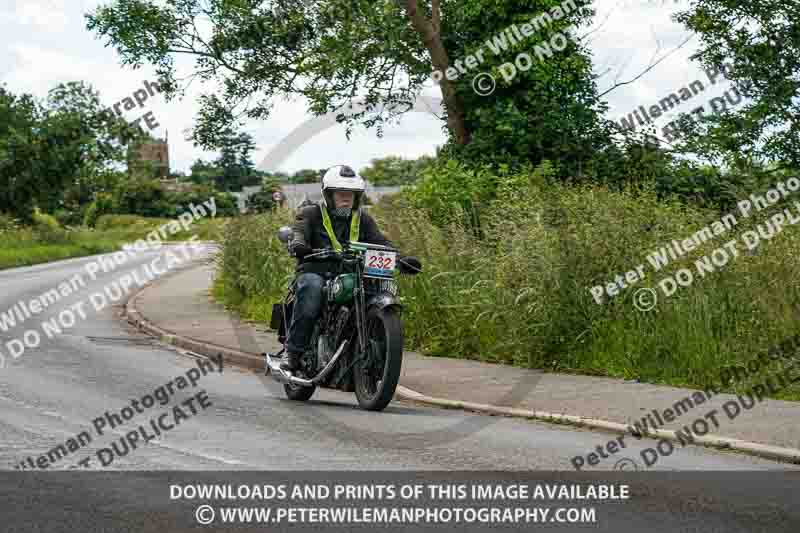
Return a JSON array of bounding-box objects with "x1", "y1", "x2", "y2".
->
[
  {"x1": 160, "y1": 178, "x2": 197, "y2": 193},
  {"x1": 128, "y1": 132, "x2": 170, "y2": 179},
  {"x1": 232, "y1": 185, "x2": 264, "y2": 213}
]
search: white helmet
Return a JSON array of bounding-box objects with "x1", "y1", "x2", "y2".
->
[{"x1": 321, "y1": 165, "x2": 366, "y2": 214}]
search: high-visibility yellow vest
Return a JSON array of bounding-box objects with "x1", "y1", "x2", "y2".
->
[{"x1": 319, "y1": 201, "x2": 360, "y2": 251}]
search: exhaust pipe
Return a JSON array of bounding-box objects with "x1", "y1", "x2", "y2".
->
[
  {"x1": 265, "y1": 340, "x2": 349, "y2": 387},
  {"x1": 264, "y1": 347, "x2": 284, "y2": 375}
]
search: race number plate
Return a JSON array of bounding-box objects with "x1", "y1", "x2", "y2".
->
[{"x1": 364, "y1": 249, "x2": 396, "y2": 277}]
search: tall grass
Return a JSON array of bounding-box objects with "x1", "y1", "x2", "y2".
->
[
  {"x1": 214, "y1": 167, "x2": 800, "y2": 400},
  {"x1": 212, "y1": 212, "x2": 296, "y2": 323}
]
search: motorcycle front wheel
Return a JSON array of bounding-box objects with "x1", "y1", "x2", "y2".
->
[{"x1": 354, "y1": 307, "x2": 403, "y2": 411}]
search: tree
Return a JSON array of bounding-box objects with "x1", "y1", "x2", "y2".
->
[
  {"x1": 85, "y1": 0, "x2": 609, "y2": 171},
  {"x1": 61, "y1": 169, "x2": 125, "y2": 224},
  {"x1": 439, "y1": 1, "x2": 612, "y2": 177},
  {"x1": 214, "y1": 129, "x2": 258, "y2": 191},
  {"x1": 673, "y1": 0, "x2": 800, "y2": 172},
  {"x1": 113, "y1": 179, "x2": 172, "y2": 217},
  {"x1": 0, "y1": 81, "x2": 139, "y2": 222},
  {"x1": 262, "y1": 173, "x2": 281, "y2": 192},
  {"x1": 0, "y1": 86, "x2": 44, "y2": 221},
  {"x1": 86, "y1": 0, "x2": 466, "y2": 148},
  {"x1": 360, "y1": 155, "x2": 433, "y2": 185},
  {"x1": 273, "y1": 171, "x2": 291, "y2": 183},
  {"x1": 188, "y1": 159, "x2": 221, "y2": 185},
  {"x1": 290, "y1": 168, "x2": 323, "y2": 184}
]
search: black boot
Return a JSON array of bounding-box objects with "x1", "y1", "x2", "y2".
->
[{"x1": 281, "y1": 350, "x2": 301, "y2": 372}]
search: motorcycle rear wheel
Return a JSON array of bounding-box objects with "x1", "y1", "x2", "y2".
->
[{"x1": 354, "y1": 307, "x2": 403, "y2": 411}]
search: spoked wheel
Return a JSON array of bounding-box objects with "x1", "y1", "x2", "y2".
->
[{"x1": 354, "y1": 308, "x2": 403, "y2": 411}]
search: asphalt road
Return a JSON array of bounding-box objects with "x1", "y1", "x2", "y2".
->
[{"x1": 0, "y1": 249, "x2": 798, "y2": 532}]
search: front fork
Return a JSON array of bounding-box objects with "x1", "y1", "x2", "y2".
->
[{"x1": 354, "y1": 283, "x2": 368, "y2": 359}]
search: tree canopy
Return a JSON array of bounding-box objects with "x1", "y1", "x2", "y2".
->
[
  {"x1": 360, "y1": 154, "x2": 434, "y2": 185},
  {"x1": 85, "y1": 0, "x2": 611, "y2": 177},
  {"x1": 187, "y1": 129, "x2": 260, "y2": 191},
  {"x1": 0, "y1": 81, "x2": 140, "y2": 222},
  {"x1": 74, "y1": 0, "x2": 800, "y2": 200},
  {"x1": 672, "y1": 0, "x2": 800, "y2": 171}
]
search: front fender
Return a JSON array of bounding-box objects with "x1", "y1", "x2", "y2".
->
[{"x1": 367, "y1": 292, "x2": 403, "y2": 313}]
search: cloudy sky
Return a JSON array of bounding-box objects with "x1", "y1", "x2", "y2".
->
[{"x1": 0, "y1": 0, "x2": 736, "y2": 174}]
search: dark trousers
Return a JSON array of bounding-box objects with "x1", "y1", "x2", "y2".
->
[{"x1": 286, "y1": 273, "x2": 326, "y2": 354}]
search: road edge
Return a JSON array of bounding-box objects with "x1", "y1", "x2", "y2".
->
[{"x1": 123, "y1": 261, "x2": 800, "y2": 468}]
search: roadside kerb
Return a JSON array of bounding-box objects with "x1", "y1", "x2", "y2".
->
[
  {"x1": 123, "y1": 260, "x2": 800, "y2": 467},
  {"x1": 399, "y1": 388, "x2": 800, "y2": 464}
]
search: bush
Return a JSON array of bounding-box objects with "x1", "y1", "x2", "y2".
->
[
  {"x1": 53, "y1": 208, "x2": 83, "y2": 227},
  {"x1": 32, "y1": 208, "x2": 60, "y2": 230},
  {"x1": 406, "y1": 158, "x2": 498, "y2": 231},
  {"x1": 94, "y1": 180, "x2": 241, "y2": 220},
  {"x1": 245, "y1": 190, "x2": 275, "y2": 213},
  {"x1": 94, "y1": 214, "x2": 160, "y2": 231},
  {"x1": 84, "y1": 192, "x2": 117, "y2": 228},
  {"x1": 113, "y1": 180, "x2": 170, "y2": 218},
  {"x1": 28, "y1": 208, "x2": 71, "y2": 245},
  {"x1": 164, "y1": 185, "x2": 235, "y2": 216},
  {"x1": 0, "y1": 213, "x2": 19, "y2": 232}
]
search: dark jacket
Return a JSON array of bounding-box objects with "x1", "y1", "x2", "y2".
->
[{"x1": 290, "y1": 204, "x2": 394, "y2": 274}]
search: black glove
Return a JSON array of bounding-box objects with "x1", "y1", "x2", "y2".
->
[
  {"x1": 291, "y1": 242, "x2": 313, "y2": 259},
  {"x1": 398, "y1": 256, "x2": 422, "y2": 274}
]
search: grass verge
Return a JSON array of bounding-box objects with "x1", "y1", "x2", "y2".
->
[{"x1": 0, "y1": 215, "x2": 227, "y2": 270}]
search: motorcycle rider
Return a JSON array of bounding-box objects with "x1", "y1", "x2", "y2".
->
[{"x1": 283, "y1": 164, "x2": 421, "y2": 372}]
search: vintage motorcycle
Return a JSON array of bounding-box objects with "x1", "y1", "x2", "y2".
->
[{"x1": 264, "y1": 226, "x2": 419, "y2": 411}]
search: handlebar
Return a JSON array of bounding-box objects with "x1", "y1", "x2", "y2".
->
[
  {"x1": 302, "y1": 249, "x2": 336, "y2": 261},
  {"x1": 349, "y1": 241, "x2": 399, "y2": 252},
  {"x1": 301, "y1": 246, "x2": 419, "y2": 275},
  {"x1": 303, "y1": 243, "x2": 400, "y2": 262}
]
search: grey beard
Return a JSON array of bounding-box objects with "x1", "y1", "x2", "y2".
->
[{"x1": 331, "y1": 207, "x2": 352, "y2": 218}]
